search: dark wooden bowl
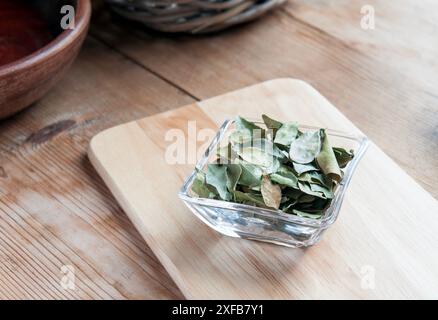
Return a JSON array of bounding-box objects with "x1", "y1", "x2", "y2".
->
[{"x1": 0, "y1": 0, "x2": 91, "y2": 119}]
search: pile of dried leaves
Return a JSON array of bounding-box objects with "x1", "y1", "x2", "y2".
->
[{"x1": 191, "y1": 115, "x2": 354, "y2": 219}]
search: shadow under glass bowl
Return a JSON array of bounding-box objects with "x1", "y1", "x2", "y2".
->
[
  {"x1": 179, "y1": 118, "x2": 369, "y2": 248},
  {"x1": 0, "y1": 0, "x2": 91, "y2": 119}
]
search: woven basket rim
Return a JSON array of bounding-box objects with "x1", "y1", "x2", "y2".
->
[{"x1": 106, "y1": 0, "x2": 286, "y2": 33}]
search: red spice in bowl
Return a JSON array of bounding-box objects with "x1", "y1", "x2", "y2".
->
[
  {"x1": 0, "y1": 0, "x2": 54, "y2": 66},
  {"x1": 0, "y1": 0, "x2": 91, "y2": 119}
]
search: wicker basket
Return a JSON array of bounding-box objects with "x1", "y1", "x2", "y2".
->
[{"x1": 106, "y1": 0, "x2": 286, "y2": 34}]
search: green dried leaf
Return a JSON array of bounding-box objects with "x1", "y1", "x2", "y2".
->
[
  {"x1": 236, "y1": 116, "x2": 263, "y2": 132},
  {"x1": 235, "y1": 159, "x2": 263, "y2": 187},
  {"x1": 192, "y1": 172, "x2": 216, "y2": 198},
  {"x1": 206, "y1": 164, "x2": 231, "y2": 201},
  {"x1": 261, "y1": 175, "x2": 282, "y2": 209},
  {"x1": 234, "y1": 139, "x2": 284, "y2": 176},
  {"x1": 233, "y1": 191, "x2": 267, "y2": 208},
  {"x1": 310, "y1": 183, "x2": 334, "y2": 199},
  {"x1": 217, "y1": 143, "x2": 237, "y2": 163},
  {"x1": 270, "y1": 165, "x2": 298, "y2": 188},
  {"x1": 289, "y1": 130, "x2": 322, "y2": 164},
  {"x1": 229, "y1": 130, "x2": 252, "y2": 145},
  {"x1": 298, "y1": 181, "x2": 327, "y2": 199},
  {"x1": 226, "y1": 164, "x2": 242, "y2": 191},
  {"x1": 316, "y1": 129, "x2": 341, "y2": 182},
  {"x1": 262, "y1": 114, "x2": 283, "y2": 130},
  {"x1": 270, "y1": 174, "x2": 297, "y2": 189},
  {"x1": 235, "y1": 116, "x2": 265, "y2": 139},
  {"x1": 274, "y1": 122, "x2": 299, "y2": 146},
  {"x1": 298, "y1": 171, "x2": 331, "y2": 188},
  {"x1": 293, "y1": 162, "x2": 318, "y2": 175},
  {"x1": 262, "y1": 114, "x2": 283, "y2": 138},
  {"x1": 237, "y1": 147, "x2": 275, "y2": 168},
  {"x1": 333, "y1": 147, "x2": 354, "y2": 168},
  {"x1": 192, "y1": 115, "x2": 356, "y2": 220},
  {"x1": 264, "y1": 157, "x2": 281, "y2": 175},
  {"x1": 293, "y1": 209, "x2": 323, "y2": 219},
  {"x1": 236, "y1": 138, "x2": 286, "y2": 160}
]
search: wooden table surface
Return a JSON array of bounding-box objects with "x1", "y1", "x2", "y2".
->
[{"x1": 0, "y1": 0, "x2": 437, "y2": 299}]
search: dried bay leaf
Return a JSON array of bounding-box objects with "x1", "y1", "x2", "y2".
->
[
  {"x1": 237, "y1": 147, "x2": 275, "y2": 168},
  {"x1": 298, "y1": 181, "x2": 327, "y2": 199},
  {"x1": 235, "y1": 138, "x2": 285, "y2": 160},
  {"x1": 233, "y1": 191, "x2": 267, "y2": 208},
  {"x1": 192, "y1": 115, "x2": 355, "y2": 220},
  {"x1": 262, "y1": 114, "x2": 283, "y2": 139},
  {"x1": 236, "y1": 116, "x2": 263, "y2": 131},
  {"x1": 316, "y1": 129, "x2": 341, "y2": 182},
  {"x1": 289, "y1": 130, "x2": 322, "y2": 164},
  {"x1": 262, "y1": 114, "x2": 283, "y2": 131},
  {"x1": 229, "y1": 129, "x2": 252, "y2": 145},
  {"x1": 261, "y1": 175, "x2": 282, "y2": 209},
  {"x1": 192, "y1": 171, "x2": 216, "y2": 198},
  {"x1": 270, "y1": 174, "x2": 297, "y2": 188},
  {"x1": 270, "y1": 165, "x2": 299, "y2": 188},
  {"x1": 216, "y1": 143, "x2": 237, "y2": 163},
  {"x1": 293, "y1": 162, "x2": 318, "y2": 175},
  {"x1": 293, "y1": 209, "x2": 323, "y2": 219},
  {"x1": 206, "y1": 164, "x2": 231, "y2": 201},
  {"x1": 236, "y1": 144, "x2": 281, "y2": 175},
  {"x1": 298, "y1": 171, "x2": 331, "y2": 188},
  {"x1": 333, "y1": 147, "x2": 354, "y2": 168},
  {"x1": 274, "y1": 122, "x2": 299, "y2": 146},
  {"x1": 235, "y1": 116, "x2": 265, "y2": 139},
  {"x1": 226, "y1": 164, "x2": 242, "y2": 191},
  {"x1": 265, "y1": 157, "x2": 281, "y2": 175},
  {"x1": 235, "y1": 159, "x2": 263, "y2": 187},
  {"x1": 310, "y1": 183, "x2": 334, "y2": 199}
]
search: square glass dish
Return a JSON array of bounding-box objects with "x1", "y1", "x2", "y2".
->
[{"x1": 179, "y1": 118, "x2": 369, "y2": 247}]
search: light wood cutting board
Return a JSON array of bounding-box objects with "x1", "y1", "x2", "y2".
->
[{"x1": 88, "y1": 79, "x2": 438, "y2": 299}]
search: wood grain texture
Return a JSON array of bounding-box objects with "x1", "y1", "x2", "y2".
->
[
  {"x1": 90, "y1": 3, "x2": 438, "y2": 199},
  {"x1": 1, "y1": 0, "x2": 437, "y2": 299},
  {"x1": 0, "y1": 37, "x2": 191, "y2": 299},
  {"x1": 287, "y1": 0, "x2": 438, "y2": 93},
  {"x1": 89, "y1": 79, "x2": 438, "y2": 299}
]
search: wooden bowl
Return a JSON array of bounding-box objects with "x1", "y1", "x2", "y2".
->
[{"x1": 0, "y1": 0, "x2": 91, "y2": 119}]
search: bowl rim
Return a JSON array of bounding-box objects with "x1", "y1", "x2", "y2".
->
[
  {"x1": 179, "y1": 118, "x2": 370, "y2": 228},
  {"x1": 0, "y1": 0, "x2": 91, "y2": 76}
]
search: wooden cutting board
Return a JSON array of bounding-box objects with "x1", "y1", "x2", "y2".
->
[{"x1": 88, "y1": 79, "x2": 438, "y2": 299}]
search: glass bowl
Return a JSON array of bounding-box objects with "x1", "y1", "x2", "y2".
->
[{"x1": 179, "y1": 118, "x2": 369, "y2": 247}]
